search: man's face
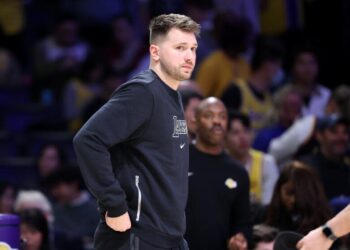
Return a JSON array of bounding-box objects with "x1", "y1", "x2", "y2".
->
[
  {"x1": 51, "y1": 182, "x2": 78, "y2": 204},
  {"x1": 20, "y1": 224, "x2": 43, "y2": 250},
  {"x1": 184, "y1": 97, "x2": 202, "y2": 137},
  {"x1": 157, "y1": 28, "x2": 197, "y2": 82},
  {"x1": 226, "y1": 119, "x2": 252, "y2": 157},
  {"x1": 317, "y1": 123, "x2": 349, "y2": 158},
  {"x1": 38, "y1": 146, "x2": 61, "y2": 178},
  {"x1": 263, "y1": 60, "x2": 282, "y2": 87},
  {"x1": 196, "y1": 101, "x2": 228, "y2": 147},
  {"x1": 279, "y1": 92, "x2": 302, "y2": 127},
  {"x1": 293, "y1": 52, "x2": 318, "y2": 84},
  {"x1": 0, "y1": 186, "x2": 15, "y2": 213}
]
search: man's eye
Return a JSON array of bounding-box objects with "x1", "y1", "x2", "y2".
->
[{"x1": 176, "y1": 46, "x2": 185, "y2": 50}]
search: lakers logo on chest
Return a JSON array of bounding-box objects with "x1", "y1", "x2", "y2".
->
[{"x1": 172, "y1": 116, "x2": 188, "y2": 138}]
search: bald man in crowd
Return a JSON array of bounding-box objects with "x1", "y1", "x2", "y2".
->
[{"x1": 185, "y1": 97, "x2": 252, "y2": 250}]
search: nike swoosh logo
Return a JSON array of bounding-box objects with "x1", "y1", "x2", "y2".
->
[
  {"x1": 180, "y1": 143, "x2": 186, "y2": 149},
  {"x1": 188, "y1": 172, "x2": 194, "y2": 176}
]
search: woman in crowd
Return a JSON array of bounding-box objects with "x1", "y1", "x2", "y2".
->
[
  {"x1": 19, "y1": 208, "x2": 51, "y2": 250},
  {"x1": 265, "y1": 161, "x2": 331, "y2": 235},
  {"x1": 0, "y1": 181, "x2": 17, "y2": 214}
]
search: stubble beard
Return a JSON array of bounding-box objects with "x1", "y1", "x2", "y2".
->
[{"x1": 160, "y1": 60, "x2": 192, "y2": 82}]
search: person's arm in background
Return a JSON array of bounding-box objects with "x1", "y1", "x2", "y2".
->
[
  {"x1": 268, "y1": 115, "x2": 316, "y2": 166},
  {"x1": 261, "y1": 154, "x2": 279, "y2": 205},
  {"x1": 73, "y1": 84, "x2": 153, "y2": 231},
  {"x1": 227, "y1": 168, "x2": 252, "y2": 250},
  {"x1": 297, "y1": 205, "x2": 350, "y2": 250}
]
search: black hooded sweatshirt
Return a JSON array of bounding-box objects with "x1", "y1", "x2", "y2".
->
[{"x1": 73, "y1": 69, "x2": 189, "y2": 248}]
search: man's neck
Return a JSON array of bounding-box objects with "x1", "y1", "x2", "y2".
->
[
  {"x1": 194, "y1": 139, "x2": 224, "y2": 155},
  {"x1": 150, "y1": 64, "x2": 180, "y2": 90}
]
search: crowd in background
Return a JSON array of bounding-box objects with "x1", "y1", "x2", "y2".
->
[{"x1": 0, "y1": 0, "x2": 350, "y2": 249}]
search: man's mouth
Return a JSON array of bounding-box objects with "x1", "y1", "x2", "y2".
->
[{"x1": 211, "y1": 127, "x2": 223, "y2": 134}]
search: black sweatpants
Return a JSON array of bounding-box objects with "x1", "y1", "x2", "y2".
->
[{"x1": 94, "y1": 221, "x2": 189, "y2": 250}]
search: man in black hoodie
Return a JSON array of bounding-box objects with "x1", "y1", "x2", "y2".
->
[{"x1": 73, "y1": 14, "x2": 200, "y2": 250}]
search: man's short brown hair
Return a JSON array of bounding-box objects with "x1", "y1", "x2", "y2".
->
[{"x1": 149, "y1": 13, "x2": 200, "y2": 44}]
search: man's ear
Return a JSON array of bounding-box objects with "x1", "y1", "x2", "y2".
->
[{"x1": 150, "y1": 44, "x2": 160, "y2": 61}]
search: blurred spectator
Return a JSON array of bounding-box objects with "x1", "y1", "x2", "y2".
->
[
  {"x1": 0, "y1": 47, "x2": 21, "y2": 86},
  {"x1": 0, "y1": 0, "x2": 26, "y2": 66},
  {"x1": 82, "y1": 69, "x2": 125, "y2": 123},
  {"x1": 222, "y1": 37, "x2": 284, "y2": 131},
  {"x1": 14, "y1": 190, "x2": 54, "y2": 224},
  {"x1": 298, "y1": 114, "x2": 350, "y2": 203},
  {"x1": 269, "y1": 84, "x2": 350, "y2": 165},
  {"x1": 0, "y1": 0, "x2": 24, "y2": 38},
  {"x1": 0, "y1": 181, "x2": 17, "y2": 214},
  {"x1": 178, "y1": 88, "x2": 203, "y2": 140},
  {"x1": 60, "y1": 0, "x2": 130, "y2": 26},
  {"x1": 33, "y1": 13, "x2": 90, "y2": 103},
  {"x1": 265, "y1": 161, "x2": 331, "y2": 235},
  {"x1": 213, "y1": 0, "x2": 260, "y2": 35},
  {"x1": 184, "y1": 0, "x2": 217, "y2": 72},
  {"x1": 186, "y1": 97, "x2": 251, "y2": 250},
  {"x1": 268, "y1": 114, "x2": 317, "y2": 166},
  {"x1": 103, "y1": 14, "x2": 147, "y2": 75},
  {"x1": 325, "y1": 85, "x2": 350, "y2": 123},
  {"x1": 45, "y1": 167, "x2": 99, "y2": 250},
  {"x1": 195, "y1": 11, "x2": 252, "y2": 97},
  {"x1": 259, "y1": 0, "x2": 304, "y2": 36},
  {"x1": 31, "y1": 144, "x2": 67, "y2": 193},
  {"x1": 62, "y1": 54, "x2": 103, "y2": 131},
  {"x1": 225, "y1": 112, "x2": 278, "y2": 205},
  {"x1": 286, "y1": 46, "x2": 331, "y2": 118},
  {"x1": 251, "y1": 224, "x2": 279, "y2": 250},
  {"x1": 37, "y1": 144, "x2": 66, "y2": 179},
  {"x1": 19, "y1": 208, "x2": 51, "y2": 250},
  {"x1": 253, "y1": 85, "x2": 303, "y2": 153}
]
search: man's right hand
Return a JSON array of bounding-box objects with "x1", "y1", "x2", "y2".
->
[{"x1": 105, "y1": 212, "x2": 132, "y2": 232}]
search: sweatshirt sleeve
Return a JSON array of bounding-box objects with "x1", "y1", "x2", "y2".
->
[
  {"x1": 268, "y1": 115, "x2": 316, "y2": 165},
  {"x1": 73, "y1": 83, "x2": 154, "y2": 217}
]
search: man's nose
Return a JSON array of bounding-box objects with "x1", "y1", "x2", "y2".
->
[{"x1": 213, "y1": 115, "x2": 222, "y2": 125}]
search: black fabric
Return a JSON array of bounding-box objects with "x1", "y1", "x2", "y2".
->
[
  {"x1": 221, "y1": 83, "x2": 242, "y2": 111},
  {"x1": 299, "y1": 151, "x2": 350, "y2": 200},
  {"x1": 74, "y1": 69, "x2": 189, "y2": 248},
  {"x1": 273, "y1": 231, "x2": 303, "y2": 250},
  {"x1": 94, "y1": 223, "x2": 190, "y2": 250},
  {"x1": 185, "y1": 144, "x2": 252, "y2": 250}
]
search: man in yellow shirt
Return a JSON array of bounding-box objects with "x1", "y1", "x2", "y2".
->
[
  {"x1": 195, "y1": 12, "x2": 252, "y2": 97},
  {"x1": 222, "y1": 38, "x2": 283, "y2": 131}
]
